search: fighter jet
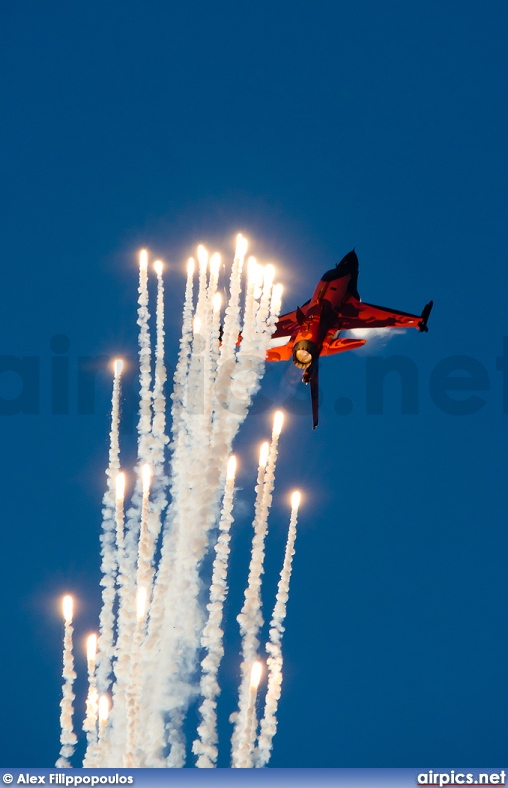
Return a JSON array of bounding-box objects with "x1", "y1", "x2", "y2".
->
[{"x1": 266, "y1": 250, "x2": 433, "y2": 429}]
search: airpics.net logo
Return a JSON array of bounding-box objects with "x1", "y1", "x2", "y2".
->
[
  {"x1": 417, "y1": 771, "x2": 506, "y2": 786},
  {"x1": 1, "y1": 334, "x2": 508, "y2": 427}
]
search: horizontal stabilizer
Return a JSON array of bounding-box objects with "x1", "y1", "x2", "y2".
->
[{"x1": 266, "y1": 342, "x2": 293, "y2": 362}]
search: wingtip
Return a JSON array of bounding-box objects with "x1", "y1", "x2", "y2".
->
[{"x1": 419, "y1": 300, "x2": 434, "y2": 332}]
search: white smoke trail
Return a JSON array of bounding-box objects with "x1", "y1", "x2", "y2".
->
[
  {"x1": 97, "y1": 696, "x2": 111, "y2": 765},
  {"x1": 266, "y1": 284, "x2": 284, "y2": 343},
  {"x1": 145, "y1": 258, "x2": 195, "y2": 655},
  {"x1": 234, "y1": 662, "x2": 263, "y2": 768},
  {"x1": 124, "y1": 470, "x2": 152, "y2": 767},
  {"x1": 124, "y1": 588, "x2": 148, "y2": 767},
  {"x1": 136, "y1": 249, "x2": 153, "y2": 462},
  {"x1": 255, "y1": 264, "x2": 275, "y2": 337},
  {"x1": 136, "y1": 465, "x2": 152, "y2": 594},
  {"x1": 195, "y1": 245, "x2": 209, "y2": 328},
  {"x1": 111, "y1": 250, "x2": 154, "y2": 760},
  {"x1": 82, "y1": 635, "x2": 98, "y2": 766},
  {"x1": 255, "y1": 492, "x2": 300, "y2": 767},
  {"x1": 143, "y1": 262, "x2": 170, "y2": 593},
  {"x1": 138, "y1": 258, "x2": 197, "y2": 767},
  {"x1": 114, "y1": 473, "x2": 126, "y2": 569},
  {"x1": 203, "y1": 254, "x2": 221, "y2": 426},
  {"x1": 193, "y1": 455, "x2": 237, "y2": 768},
  {"x1": 151, "y1": 259, "x2": 214, "y2": 764},
  {"x1": 123, "y1": 250, "x2": 153, "y2": 611},
  {"x1": 225, "y1": 268, "x2": 282, "y2": 444},
  {"x1": 240, "y1": 257, "x2": 258, "y2": 348},
  {"x1": 168, "y1": 257, "x2": 195, "y2": 439},
  {"x1": 57, "y1": 237, "x2": 295, "y2": 769},
  {"x1": 152, "y1": 260, "x2": 169, "y2": 459},
  {"x1": 95, "y1": 360, "x2": 122, "y2": 695},
  {"x1": 106, "y1": 473, "x2": 132, "y2": 761},
  {"x1": 56, "y1": 596, "x2": 77, "y2": 768},
  {"x1": 143, "y1": 236, "x2": 277, "y2": 766},
  {"x1": 232, "y1": 413, "x2": 283, "y2": 767},
  {"x1": 218, "y1": 235, "x2": 246, "y2": 366},
  {"x1": 136, "y1": 252, "x2": 207, "y2": 766},
  {"x1": 209, "y1": 292, "x2": 222, "y2": 398}
]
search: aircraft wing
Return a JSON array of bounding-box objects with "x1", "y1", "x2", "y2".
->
[{"x1": 338, "y1": 298, "x2": 433, "y2": 332}]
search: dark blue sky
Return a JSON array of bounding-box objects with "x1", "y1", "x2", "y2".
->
[{"x1": 1, "y1": 0, "x2": 507, "y2": 768}]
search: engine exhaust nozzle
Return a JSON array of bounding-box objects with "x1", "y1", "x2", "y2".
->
[{"x1": 293, "y1": 340, "x2": 318, "y2": 369}]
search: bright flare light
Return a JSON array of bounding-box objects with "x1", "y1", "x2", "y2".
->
[
  {"x1": 98, "y1": 695, "x2": 109, "y2": 725},
  {"x1": 291, "y1": 490, "x2": 301, "y2": 510},
  {"x1": 264, "y1": 264, "x2": 275, "y2": 287},
  {"x1": 154, "y1": 260, "x2": 163, "y2": 276},
  {"x1": 197, "y1": 245, "x2": 208, "y2": 268},
  {"x1": 210, "y1": 253, "x2": 221, "y2": 278},
  {"x1": 273, "y1": 411, "x2": 284, "y2": 437},
  {"x1": 236, "y1": 234, "x2": 248, "y2": 257},
  {"x1": 250, "y1": 661, "x2": 263, "y2": 690},
  {"x1": 259, "y1": 441, "x2": 269, "y2": 468},
  {"x1": 116, "y1": 472, "x2": 126, "y2": 501},
  {"x1": 187, "y1": 257, "x2": 195, "y2": 277},
  {"x1": 226, "y1": 455, "x2": 237, "y2": 481},
  {"x1": 213, "y1": 292, "x2": 222, "y2": 313},
  {"x1": 272, "y1": 283, "x2": 283, "y2": 302},
  {"x1": 87, "y1": 634, "x2": 97, "y2": 664},
  {"x1": 114, "y1": 359, "x2": 123, "y2": 376},
  {"x1": 193, "y1": 316, "x2": 201, "y2": 335},
  {"x1": 254, "y1": 264, "x2": 264, "y2": 289},
  {"x1": 137, "y1": 587, "x2": 147, "y2": 620},
  {"x1": 139, "y1": 250, "x2": 148, "y2": 270},
  {"x1": 142, "y1": 464, "x2": 151, "y2": 495},
  {"x1": 62, "y1": 595, "x2": 73, "y2": 623}
]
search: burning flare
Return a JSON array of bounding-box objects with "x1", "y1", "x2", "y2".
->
[
  {"x1": 141, "y1": 463, "x2": 151, "y2": 495},
  {"x1": 87, "y1": 634, "x2": 97, "y2": 666},
  {"x1": 250, "y1": 661, "x2": 263, "y2": 689},
  {"x1": 259, "y1": 441, "x2": 269, "y2": 469},
  {"x1": 98, "y1": 695, "x2": 109, "y2": 725},
  {"x1": 236, "y1": 233, "x2": 248, "y2": 257},
  {"x1": 227, "y1": 455, "x2": 237, "y2": 481},
  {"x1": 272, "y1": 411, "x2": 284, "y2": 437},
  {"x1": 213, "y1": 292, "x2": 222, "y2": 313},
  {"x1": 116, "y1": 472, "x2": 126, "y2": 501},
  {"x1": 62, "y1": 595, "x2": 73, "y2": 624},
  {"x1": 210, "y1": 253, "x2": 221, "y2": 278}
]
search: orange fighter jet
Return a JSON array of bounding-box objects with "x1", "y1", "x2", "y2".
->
[{"x1": 266, "y1": 250, "x2": 433, "y2": 429}]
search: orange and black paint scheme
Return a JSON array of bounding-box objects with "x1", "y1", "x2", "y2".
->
[{"x1": 265, "y1": 250, "x2": 433, "y2": 429}]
